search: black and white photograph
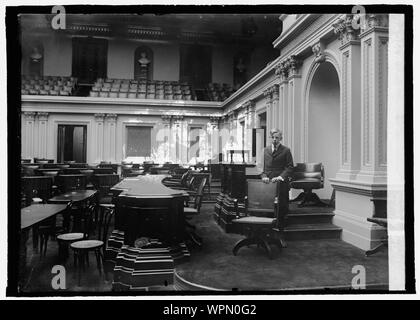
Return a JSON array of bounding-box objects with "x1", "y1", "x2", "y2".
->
[{"x1": 3, "y1": 1, "x2": 415, "y2": 300}]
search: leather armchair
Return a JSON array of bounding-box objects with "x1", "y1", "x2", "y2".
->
[{"x1": 290, "y1": 163, "x2": 326, "y2": 207}]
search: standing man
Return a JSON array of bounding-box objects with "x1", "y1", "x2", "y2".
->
[{"x1": 261, "y1": 128, "x2": 294, "y2": 247}]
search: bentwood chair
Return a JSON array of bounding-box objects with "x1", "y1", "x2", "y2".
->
[{"x1": 70, "y1": 206, "x2": 115, "y2": 285}]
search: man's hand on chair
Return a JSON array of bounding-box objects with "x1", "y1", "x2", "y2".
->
[
  {"x1": 271, "y1": 176, "x2": 284, "y2": 183},
  {"x1": 262, "y1": 177, "x2": 270, "y2": 184}
]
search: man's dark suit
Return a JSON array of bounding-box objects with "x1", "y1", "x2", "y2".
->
[{"x1": 261, "y1": 144, "x2": 294, "y2": 230}]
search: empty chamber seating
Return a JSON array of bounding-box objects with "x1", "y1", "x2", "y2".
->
[
  {"x1": 88, "y1": 78, "x2": 196, "y2": 101},
  {"x1": 21, "y1": 75, "x2": 77, "y2": 96}
]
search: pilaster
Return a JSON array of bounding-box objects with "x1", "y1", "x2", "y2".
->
[
  {"x1": 94, "y1": 113, "x2": 105, "y2": 163},
  {"x1": 37, "y1": 112, "x2": 49, "y2": 159}
]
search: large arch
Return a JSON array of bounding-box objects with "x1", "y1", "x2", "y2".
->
[{"x1": 305, "y1": 60, "x2": 341, "y2": 200}]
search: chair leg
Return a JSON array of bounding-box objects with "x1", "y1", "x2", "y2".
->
[
  {"x1": 258, "y1": 238, "x2": 273, "y2": 259},
  {"x1": 232, "y1": 237, "x2": 257, "y2": 256},
  {"x1": 94, "y1": 249, "x2": 102, "y2": 276},
  {"x1": 365, "y1": 241, "x2": 388, "y2": 256}
]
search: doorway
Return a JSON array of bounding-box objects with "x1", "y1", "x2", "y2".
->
[
  {"x1": 72, "y1": 37, "x2": 108, "y2": 84},
  {"x1": 57, "y1": 125, "x2": 87, "y2": 163}
]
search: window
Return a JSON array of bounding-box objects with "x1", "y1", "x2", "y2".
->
[{"x1": 126, "y1": 126, "x2": 152, "y2": 157}]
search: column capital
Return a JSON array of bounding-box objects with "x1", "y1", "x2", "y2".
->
[
  {"x1": 263, "y1": 88, "x2": 272, "y2": 102},
  {"x1": 37, "y1": 112, "x2": 49, "y2": 121},
  {"x1": 269, "y1": 84, "x2": 279, "y2": 100},
  {"x1": 359, "y1": 14, "x2": 389, "y2": 37},
  {"x1": 209, "y1": 116, "x2": 220, "y2": 126},
  {"x1": 105, "y1": 113, "x2": 118, "y2": 121},
  {"x1": 275, "y1": 60, "x2": 289, "y2": 81},
  {"x1": 94, "y1": 113, "x2": 106, "y2": 121},
  {"x1": 161, "y1": 114, "x2": 172, "y2": 124},
  {"x1": 242, "y1": 99, "x2": 255, "y2": 112},
  {"x1": 23, "y1": 111, "x2": 36, "y2": 121},
  {"x1": 172, "y1": 115, "x2": 184, "y2": 124},
  {"x1": 287, "y1": 55, "x2": 302, "y2": 77},
  {"x1": 312, "y1": 41, "x2": 326, "y2": 63},
  {"x1": 333, "y1": 14, "x2": 360, "y2": 45}
]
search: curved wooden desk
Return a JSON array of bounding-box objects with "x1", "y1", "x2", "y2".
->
[{"x1": 112, "y1": 175, "x2": 188, "y2": 246}]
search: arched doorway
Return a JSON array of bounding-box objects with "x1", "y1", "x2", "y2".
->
[{"x1": 307, "y1": 62, "x2": 340, "y2": 200}]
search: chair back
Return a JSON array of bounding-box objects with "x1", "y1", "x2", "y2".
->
[
  {"x1": 21, "y1": 176, "x2": 54, "y2": 206},
  {"x1": 292, "y1": 163, "x2": 324, "y2": 187},
  {"x1": 92, "y1": 174, "x2": 120, "y2": 198},
  {"x1": 245, "y1": 179, "x2": 278, "y2": 217},
  {"x1": 192, "y1": 177, "x2": 208, "y2": 212},
  {"x1": 56, "y1": 174, "x2": 87, "y2": 192}
]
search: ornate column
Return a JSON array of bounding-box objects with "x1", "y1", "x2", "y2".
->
[
  {"x1": 263, "y1": 88, "x2": 272, "y2": 146},
  {"x1": 329, "y1": 14, "x2": 388, "y2": 251},
  {"x1": 94, "y1": 113, "x2": 105, "y2": 163},
  {"x1": 357, "y1": 14, "x2": 389, "y2": 184},
  {"x1": 287, "y1": 55, "x2": 303, "y2": 161},
  {"x1": 172, "y1": 115, "x2": 184, "y2": 164},
  {"x1": 104, "y1": 113, "x2": 117, "y2": 162},
  {"x1": 275, "y1": 60, "x2": 289, "y2": 137},
  {"x1": 209, "y1": 116, "x2": 220, "y2": 162},
  {"x1": 243, "y1": 100, "x2": 255, "y2": 160},
  {"x1": 37, "y1": 112, "x2": 49, "y2": 159},
  {"x1": 161, "y1": 115, "x2": 172, "y2": 162},
  {"x1": 333, "y1": 14, "x2": 363, "y2": 180},
  {"x1": 22, "y1": 112, "x2": 36, "y2": 159}
]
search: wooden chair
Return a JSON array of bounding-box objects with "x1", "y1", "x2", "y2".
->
[
  {"x1": 290, "y1": 163, "x2": 326, "y2": 207},
  {"x1": 365, "y1": 198, "x2": 388, "y2": 256},
  {"x1": 38, "y1": 201, "x2": 74, "y2": 258},
  {"x1": 183, "y1": 176, "x2": 208, "y2": 248},
  {"x1": 231, "y1": 179, "x2": 286, "y2": 259},
  {"x1": 70, "y1": 205, "x2": 114, "y2": 285},
  {"x1": 56, "y1": 174, "x2": 87, "y2": 193}
]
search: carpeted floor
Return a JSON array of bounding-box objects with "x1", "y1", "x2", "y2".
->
[
  {"x1": 18, "y1": 203, "x2": 388, "y2": 294},
  {"x1": 175, "y1": 204, "x2": 389, "y2": 291}
]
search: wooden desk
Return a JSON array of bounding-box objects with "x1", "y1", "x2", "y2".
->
[
  {"x1": 19, "y1": 204, "x2": 68, "y2": 287},
  {"x1": 48, "y1": 190, "x2": 97, "y2": 204},
  {"x1": 21, "y1": 204, "x2": 67, "y2": 230},
  {"x1": 112, "y1": 175, "x2": 188, "y2": 246}
]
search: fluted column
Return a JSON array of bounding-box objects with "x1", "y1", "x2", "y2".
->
[
  {"x1": 22, "y1": 112, "x2": 36, "y2": 159},
  {"x1": 263, "y1": 88, "x2": 272, "y2": 146},
  {"x1": 94, "y1": 113, "x2": 105, "y2": 163},
  {"x1": 209, "y1": 116, "x2": 220, "y2": 162},
  {"x1": 357, "y1": 14, "x2": 389, "y2": 184},
  {"x1": 37, "y1": 112, "x2": 49, "y2": 159},
  {"x1": 275, "y1": 60, "x2": 289, "y2": 138},
  {"x1": 172, "y1": 115, "x2": 184, "y2": 164},
  {"x1": 287, "y1": 55, "x2": 303, "y2": 161},
  {"x1": 243, "y1": 100, "x2": 255, "y2": 161},
  {"x1": 333, "y1": 14, "x2": 363, "y2": 180},
  {"x1": 104, "y1": 113, "x2": 117, "y2": 163},
  {"x1": 161, "y1": 115, "x2": 172, "y2": 162}
]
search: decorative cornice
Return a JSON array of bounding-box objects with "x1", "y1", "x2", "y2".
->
[
  {"x1": 332, "y1": 14, "x2": 360, "y2": 45},
  {"x1": 37, "y1": 112, "x2": 49, "y2": 121},
  {"x1": 312, "y1": 41, "x2": 326, "y2": 63}
]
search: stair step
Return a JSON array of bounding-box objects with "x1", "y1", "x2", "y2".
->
[
  {"x1": 286, "y1": 212, "x2": 334, "y2": 225},
  {"x1": 284, "y1": 223, "x2": 342, "y2": 241}
]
